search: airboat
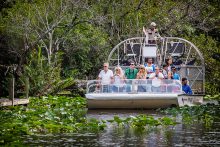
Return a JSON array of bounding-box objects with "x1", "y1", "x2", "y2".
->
[{"x1": 85, "y1": 37, "x2": 205, "y2": 109}]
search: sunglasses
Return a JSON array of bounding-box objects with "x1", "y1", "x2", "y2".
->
[
  {"x1": 130, "y1": 64, "x2": 134, "y2": 65},
  {"x1": 140, "y1": 68, "x2": 145, "y2": 69},
  {"x1": 103, "y1": 66, "x2": 107, "y2": 67},
  {"x1": 116, "y1": 69, "x2": 120, "y2": 71}
]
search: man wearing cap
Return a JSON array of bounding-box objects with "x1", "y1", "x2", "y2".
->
[
  {"x1": 143, "y1": 22, "x2": 161, "y2": 44},
  {"x1": 182, "y1": 78, "x2": 192, "y2": 95}
]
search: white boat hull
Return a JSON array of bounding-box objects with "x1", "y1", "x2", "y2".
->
[{"x1": 86, "y1": 93, "x2": 179, "y2": 109}]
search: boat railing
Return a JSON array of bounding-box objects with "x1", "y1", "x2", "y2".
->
[{"x1": 87, "y1": 79, "x2": 183, "y2": 94}]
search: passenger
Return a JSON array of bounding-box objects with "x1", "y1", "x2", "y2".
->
[
  {"x1": 144, "y1": 58, "x2": 155, "y2": 78},
  {"x1": 149, "y1": 66, "x2": 164, "y2": 92},
  {"x1": 125, "y1": 61, "x2": 138, "y2": 92},
  {"x1": 149, "y1": 66, "x2": 164, "y2": 80},
  {"x1": 165, "y1": 72, "x2": 181, "y2": 93},
  {"x1": 112, "y1": 66, "x2": 125, "y2": 92},
  {"x1": 97, "y1": 63, "x2": 114, "y2": 93},
  {"x1": 165, "y1": 57, "x2": 173, "y2": 72},
  {"x1": 166, "y1": 72, "x2": 174, "y2": 92},
  {"x1": 171, "y1": 66, "x2": 180, "y2": 80},
  {"x1": 162, "y1": 64, "x2": 168, "y2": 79},
  {"x1": 136, "y1": 65, "x2": 147, "y2": 92},
  {"x1": 143, "y1": 22, "x2": 161, "y2": 44},
  {"x1": 125, "y1": 61, "x2": 138, "y2": 79},
  {"x1": 167, "y1": 72, "x2": 173, "y2": 80},
  {"x1": 182, "y1": 78, "x2": 193, "y2": 95},
  {"x1": 136, "y1": 65, "x2": 147, "y2": 79}
]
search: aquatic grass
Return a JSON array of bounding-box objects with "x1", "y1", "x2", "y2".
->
[
  {"x1": 204, "y1": 94, "x2": 220, "y2": 100},
  {"x1": 0, "y1": 96, "x2": 106, "y2": 146},
  {"x1": 107, "y1": 114, "x2": 177, "y2": 129},
  {"x1": 160, "y1": 104, "x2": 220, "y2": 128}
]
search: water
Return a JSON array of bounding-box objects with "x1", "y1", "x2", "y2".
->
[{"x1": 22, "y1": 110, "x2": 220, "y2": 146}]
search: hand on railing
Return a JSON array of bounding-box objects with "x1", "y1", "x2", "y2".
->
[
  {"x1": 96, "y1": 80, "x2": 101, "y2": 89},
  {"x1": 96, "y1": 84, "x2": 100, "y2": 89}
]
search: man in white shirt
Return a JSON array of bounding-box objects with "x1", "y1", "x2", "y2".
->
[
  {"x1": 149, "y1": 66, "x2": 164, "y2": 92},
  {"x1": 149, "y1": 66, "x2": 164, "y2": 79},
  {"x1": 98, "y1": 63, "x2": 114, "y2": 93}
]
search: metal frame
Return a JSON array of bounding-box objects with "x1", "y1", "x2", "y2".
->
[{"x1": 107, "y1": 37, "x2": 205, "y2": 94}]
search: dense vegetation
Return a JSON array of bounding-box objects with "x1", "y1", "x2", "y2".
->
[
  {"x1": 1, "y1": 95, "x2": 219, "y2": 145},
  {"x1": 0, "y1": 2, "x2": 219, "y2": 145},
  {"x1": 0, "y1": 0, "x2": 219, "y2": 96},
  {"x1": 0, "y1": 96, "x2": 106, "y2": 145},
  {"x1": 0, "y1": 96, "x2": 176, "y2": 145}
]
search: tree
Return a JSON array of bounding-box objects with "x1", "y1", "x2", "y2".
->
[{"x1": 0, "y1": 0, "x2": 219, "y2": 95}]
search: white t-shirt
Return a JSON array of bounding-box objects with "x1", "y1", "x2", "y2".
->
[
  {"x1": 114, "y1": 75, "x2": 124, "y2": 87},
  {"x1": 145, "y1": 66, "x2": 154, "y2": 73},
  {"x1": 149, "y1": 72, "x2": 164, "y2": 79},
  {"x1": 98, "y1": 70, "x2": 113, "y2": 85},
  {"x1": 149, "y1": 73, "x2": 164, "y2": 87},
  {"x1": 114, "y1": 75, "x2": 122, "y2": 85},
  {"x1": 145, "y1": 66, "x2": 154, "y2": 77}
]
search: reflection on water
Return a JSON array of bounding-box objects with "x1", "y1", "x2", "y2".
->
[{"x1": 22, "y1": 110, "x2": 220, "y2": 146}]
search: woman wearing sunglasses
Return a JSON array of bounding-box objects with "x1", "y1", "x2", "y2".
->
[
  {"x1": 136, "y1": 65, "x2": 147, "y2": 92},
  {"x1": 112, "y1": 66, "x2": 125, "y2": 92}
]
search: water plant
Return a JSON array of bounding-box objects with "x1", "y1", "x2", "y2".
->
[
  {"x1": 107, "y1": 114, "x2": 177, "y2": 129},
  {"x1": 204, "y1": 94, "x2": 220, "y2": 100},
  {"x1": 160, "y1": 104, "x2": 220, "y2": 128},
  {"x1": 0, "y1": 96, "x2": 106, "y2": 145}
]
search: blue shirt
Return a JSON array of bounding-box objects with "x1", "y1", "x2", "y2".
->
[
  {"x1": 144, "y1": 63, "x2": 155, "y2": 72},
  {"x1": 173, "y1": 73, "x2": 180, "y2": 80},
  {"x1": 182, "y1": 84, "x2": 192, "y2": 95}
]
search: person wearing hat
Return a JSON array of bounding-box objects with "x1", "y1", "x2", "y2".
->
[
  {"x1": 182, "y1": 78, "x2": 192, "y2": 95},
  {"x1": 143, "y1": 22, "x2": 161, "y2": 44}
]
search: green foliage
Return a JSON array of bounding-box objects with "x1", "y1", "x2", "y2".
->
[
  {"x1": 0, "y1": 0, "x2": 219, "y2": 96},
  {"x1": 204, "y1": 94, "x2": 220, "y2": 100},
  {"x1": 107, "y1": 114, "x2": 177, "y2": 129},
  {"x1": 0, "y1": 96, "x2": 106, "y2": 145},
  {"x1": 184, "y1": 34, "x2": 220, "y2": 94},
  {"x1": 161, "y1": 104, "x2": 220, "y2": 128},
  {"x1": 19, "y1": 47, "x2": 75, "y2": 96},
  {"x1": 63, "y1": 23, "x2": 109, "y2": 79}
]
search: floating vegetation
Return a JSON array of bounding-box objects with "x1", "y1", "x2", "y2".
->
[
  {"x1": 107, "y1": 115, "x2": 177, "y2": 129},
  {"x1": 0, "y1": 96, "x2": 106, "y2": 145},
  {"x1": 160, "y1": 104, "x2": 220, "y2": 128},
  {"x1": 1, "y1": 96, "x2": 220, "y2": 146},
  {"x1": 204, "y1": 94, "x2": 220, "y2": 100}
]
